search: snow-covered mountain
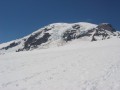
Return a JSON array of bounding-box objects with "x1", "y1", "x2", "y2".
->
[
  {"x1": 0, "y1": 22, "x2": 120, "y2": 90},
  {"x1": 0, "y1": 22, "x2": 120, "y2": 54}
]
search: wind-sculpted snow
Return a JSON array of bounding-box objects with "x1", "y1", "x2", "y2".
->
[
  {"x1": 0, "y1": 22, "x2": 120, "y2": 54},
  {"x1": 0, "y1": 38, "x2": 120, "y2": 90}
]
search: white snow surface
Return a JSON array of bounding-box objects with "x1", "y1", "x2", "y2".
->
[{"x1": 0, "y1": 38, "x2": 120, "y2": 90}]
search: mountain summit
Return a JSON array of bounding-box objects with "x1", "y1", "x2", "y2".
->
[{"x1": 0, "y1": 22, "x2": 120, "y2": 54}]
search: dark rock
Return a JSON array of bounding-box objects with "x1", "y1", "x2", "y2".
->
[
  {"x1": 91, "y1": 28, "x2": 110, "y2": 41},
  {"x1": 1, "y1": 42, "x2": 20, "y2": 50},
  {"x1": 72, "y1": 24, "x2": 80, "y2": 29},
  {"x1": 91, "y1": 35, "x2": 97, "y2": 41},
  {"x1": 24, "y1": 32, "x2": 51, "y2": 50},
  {"x1": 63, "y1": 30, "x2": 78, "y2": 41},
  {"x1": 63, "y1": 29, "x2": 94, "y2": 42},
  {"x1": 97, "y1": 23, "x2": 116, "y2": 32},
  {"x1": 44, "y1": 27, "x2": 52, "y2": 32},
  {"x1": 16, "y1": 49, "x2": 23, "y2": 52}
]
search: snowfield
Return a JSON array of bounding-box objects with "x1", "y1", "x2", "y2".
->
[{"x1": 0, "y1": 38, "x2": 120, "y2": 90}]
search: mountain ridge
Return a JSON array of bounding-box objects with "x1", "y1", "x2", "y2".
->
[{"x1": 0, "y1": 22, "x2": 120, "y2": 54}]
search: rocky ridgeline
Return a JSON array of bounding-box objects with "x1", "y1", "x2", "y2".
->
[{"x1": 0, "y1": 22, "x2": 120, "y2": 53}]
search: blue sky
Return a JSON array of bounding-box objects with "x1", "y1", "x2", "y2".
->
[{"x1": 0, "y1": 0, "x2": 120, "y2": 43}]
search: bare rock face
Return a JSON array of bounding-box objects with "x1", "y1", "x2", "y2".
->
[
  {"x1": 1, "y1": 42, "x2": 20, "y2": 50},
  {"x1": 63, "y1": 24, "x2": 81, "y2": 41},
  {"x1": 97, "y1": 23, "x2": 116, "y2": 32},
  {"x1": 91, "y1": 23, "x2": 117, "y2": 41},
  {"x1": 24, "y1": 33, "x2": 51, "y2": 50}
]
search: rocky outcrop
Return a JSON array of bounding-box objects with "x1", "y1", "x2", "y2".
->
[
  {"x1": 91, "y1": 23, "x2": 117, "y2": 41},
  {"x1": 1, "y1": 42, "x2": 20, "y2": 50},
  {"x1": 24, "y1": 33, "x2": 51, "y2": 50},
  {"x1": 97, "y1": 23, "x2": 116, "y2": 32}
]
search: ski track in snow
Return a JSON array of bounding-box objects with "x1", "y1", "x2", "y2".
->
[{"x1": 0, "y1": 38, "x2": 120, "y2": 90}]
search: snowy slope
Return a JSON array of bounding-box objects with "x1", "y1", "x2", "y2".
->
[
  {"x1": 0, "y1": 38, "x2": 120, "y2": 90},
  {"x1": 1, "y1": 22, "x2": 119, "y2": 54}
]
